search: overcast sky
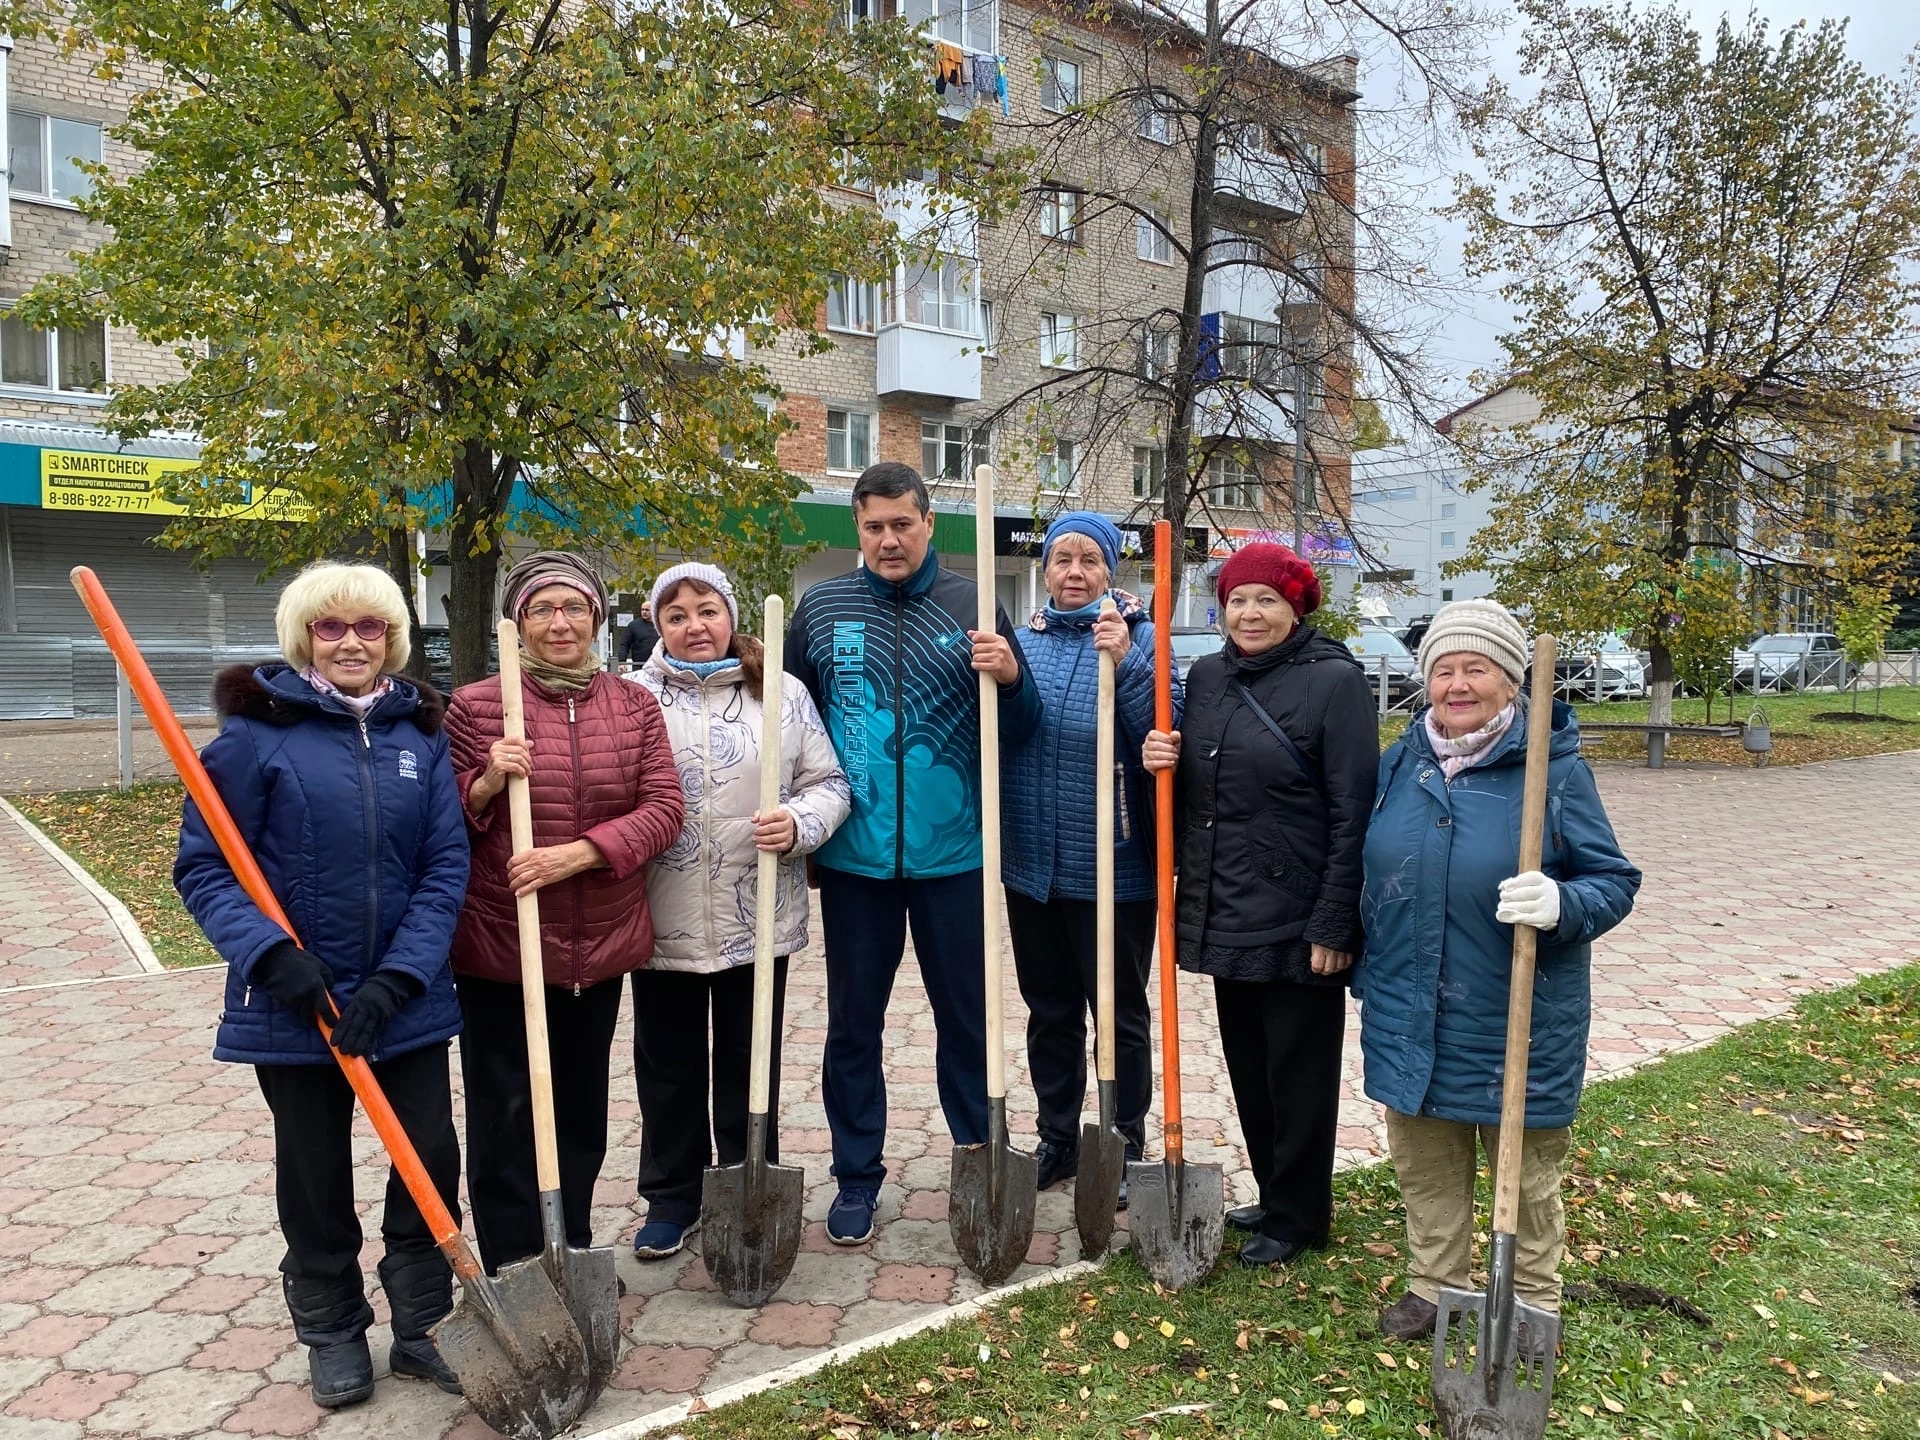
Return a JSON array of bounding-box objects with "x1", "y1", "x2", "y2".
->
[{"x1": 1372, "y1": 0, "x2": 1918, "y2": 413}]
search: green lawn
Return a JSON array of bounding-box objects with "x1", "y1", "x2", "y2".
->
[
  {"x1": 695, "y1": 968, "x2": 1920, "y2": 1439},
  {"x1": 11, "y1": 783, "x2": 216, "y2": 969}
]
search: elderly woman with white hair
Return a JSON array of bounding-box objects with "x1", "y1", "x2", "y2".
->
[
  {"x1": 175, "y1": 561, "x2": 469, "y2": 1410},
  {"x1": 1356, "y1": 598, "x2": 1640, "y2": 1353}
]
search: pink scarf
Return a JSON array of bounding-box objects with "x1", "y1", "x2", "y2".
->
[{"x1": 1424, "y1": 702, "x2": 1516, "y2": 779}]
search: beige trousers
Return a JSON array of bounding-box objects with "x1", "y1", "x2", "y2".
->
[{"x1": 1382, "y1": 1109, "x2": 1572, "y2": 1310}]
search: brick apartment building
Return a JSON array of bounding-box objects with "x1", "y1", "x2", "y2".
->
[{"x1": 0, "y1": 5, "x2": 1359, "y2": 716}]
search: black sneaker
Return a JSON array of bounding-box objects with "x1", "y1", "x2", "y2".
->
[
  {"x1": 1034, "y1": 1139, "x2": 1079, "y2": 1191},
  {"x1": 308, "y1": 1337, "x2": 374, "y2": 1408},
  {"x1": 390, "y1": 1335, "x2": 463, "y2": 1395}
]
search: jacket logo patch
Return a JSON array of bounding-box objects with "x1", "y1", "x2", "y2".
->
[{"x1": 398, "y1": 750, "x2": 420, "y2": 780}]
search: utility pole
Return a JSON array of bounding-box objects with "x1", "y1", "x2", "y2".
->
[{"x1": 1291, "y1": 346, "x2": 1310, "y2": 552}]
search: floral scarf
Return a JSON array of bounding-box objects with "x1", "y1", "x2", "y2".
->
[{"x1": 1424, "y1": 701, "x2": 1516, "y2": 780}]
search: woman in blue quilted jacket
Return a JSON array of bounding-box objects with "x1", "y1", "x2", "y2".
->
[
  {"x1": 1355, "y1": 599, "x2": 1640, "y2": 1352},
  {"x1": 175, "y1": 562, "x2": 468, "y2": 1411},
  {"x1": 1002, "y1": 512, "x2": 1180, "y2": 1198}
]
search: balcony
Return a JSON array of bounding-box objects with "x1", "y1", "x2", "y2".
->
[
  {"x1": 1193, "y1": 385, "x2": 1293, "y2": 444},
  {"x1": 877, "y1": 324, "x2": 981, "y2": 401},
  {"x1": 880, "y1": 181, "x2": 977, "y2": 259},
  {"x1": 1214, "y1": 147, "x2": 1305, "y2": 221}
]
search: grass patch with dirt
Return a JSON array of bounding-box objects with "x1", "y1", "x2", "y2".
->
[
  {"x1": 695, "y1": 967, "x2": 1920, "y2": 1440},
  {"x1": 10, "y1": 782, "x2": 216, "y2": 969}
]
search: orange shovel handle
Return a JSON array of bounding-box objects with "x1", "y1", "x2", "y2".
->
[
  {"x1": 1151, "y1": 523, "x2": 1183, "y2": 1166},
  {"x1": 68, "y1": 566, "x2": 479, "y2": 1283}
]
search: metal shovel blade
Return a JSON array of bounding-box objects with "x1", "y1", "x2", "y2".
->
[
  {"x1": 1431, "y1": 1286, "x2": 1560, "y2": 1440},
  {"x1": 1125, "y1": 1157, "x2": 1223, "y2": 1291},
  {"x1": 1074, "y1": 1118, "x2": 1127, "y2": 1259},
  {"x1": 950, "y1": 1140, "x2": 1039, "y2": 1285},
  {"x1": 702, "y1": 1158, "x2": 806, "y2": 1308},
  {"x1": 433, "y1": 1264, "x2": 595, "y2": 1440},
  {"x1": 544, "y1": 1236, "x2": 620, "y2": 1395}
]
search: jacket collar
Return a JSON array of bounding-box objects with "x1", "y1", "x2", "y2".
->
[
  {"x1": 642, "y1": 652, "x2": 747, "y2": 693},
  {"x1": 213, "y1": 662, "x2": 440, "y2": 732},
  {"x1": 1223, "y1": 620, "x2": 1314, "y2": 677},
  {"x1": 858, "y1": 545, "x2": 942, "y2": 604},
  {"x1": 1026, "y1": 586, "x2": 1149, "y2": 633},
  {"x1": 1402, "y1": 694, "x2": 1582, "y2": 766}
]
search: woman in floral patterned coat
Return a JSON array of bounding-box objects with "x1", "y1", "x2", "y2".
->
[{"x1": 626, "y1": 563, "x2": 850, "y2": 1259}]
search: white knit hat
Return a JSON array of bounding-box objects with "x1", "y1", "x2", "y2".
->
[
  {"x1": 1417, "y1": 598, "x2": 1529, "y2": 684},
  {"x1": 648, "y1": 563, "x2": 738, "y2": 627}
]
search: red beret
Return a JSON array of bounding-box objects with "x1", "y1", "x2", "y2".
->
[{"x1": 1215, "y1": 542, "x2": 1321, "y2": 616}]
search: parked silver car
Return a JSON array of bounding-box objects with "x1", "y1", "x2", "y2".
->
[
  {"x1": 1168, "y1": 628, "x2": 1222, "y2": 681},
  {"x1": 1556, "y1": 634, "x2": 1648, "y2": 700},
  {"x1": 1345, "y1": 626, "x2": 1424, "y2": 707},
  {"x1": 1732, "y1": 632, "x2": 1853, "y2": 691}
]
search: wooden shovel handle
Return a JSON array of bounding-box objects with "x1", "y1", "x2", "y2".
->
[
  {"x1": 1151, "y1": 522, "x2": 1183, "y2": 1165},
  {"x1": 495, "y1": 622, "x2": 564, "y2": 1197},
  {"x1": 1094, "y1": 597, "x2": 1117, "y2": 1085},
  {"x1": 69, "y1": 566, "x2": 481, "y2": 1284},
  {"x1": 975, "y1": 465, "x2": 1007, "y2": 1102},
  {"x1": 749, "y1": 595, "x2": 784, "y2": 1117},
  {"x1": 1491, "y1": 634, "x2": 1558, "y2": 1235}
]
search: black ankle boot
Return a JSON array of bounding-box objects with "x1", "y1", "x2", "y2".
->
[
  {"x1": 283, "y1": 1275, "x2": 375, "y2": 1408},
  {"x1": 380, "y1": 1246, "x2": 462, "y2": 1396}
]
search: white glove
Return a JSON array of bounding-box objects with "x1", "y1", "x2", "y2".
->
[{"x1": 1496, "y1": 871, "x2": 1561, "y2": 931}]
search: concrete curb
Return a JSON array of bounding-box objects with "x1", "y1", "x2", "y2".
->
[
  {"x1": 577, "y1": 1259, "x2": 1106, "y2": 1440},
  {"x1": 0, "y1": 794, "x2": 166, "y2": 975}
]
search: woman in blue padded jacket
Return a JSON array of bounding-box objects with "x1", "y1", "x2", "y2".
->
[{"x1": 176, "y1": 562, "x2": 468, "y2": 1411}]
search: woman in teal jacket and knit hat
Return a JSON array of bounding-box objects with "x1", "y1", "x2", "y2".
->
[{"x1": 1356, "y1": 598, "x2": 1640, "y2": 1351}]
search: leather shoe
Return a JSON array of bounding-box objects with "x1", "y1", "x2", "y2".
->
[
  {"x1": 1224, "y1": 1203, "x2": 1267, "y2": 1233},
  {"x1": 1378, "y1": 1291, "x2": 1438, "y2": 1342},
  {"x1": 308, "y1": 1337, "x2": 374, "y2": 1408},
  {"x1": 1237, "y1": 1233, "x2": 1310, "y2": 1267},
  {"x1": 1034, "y1": 1139, "x2": 1079, "y2": 1191},
  {"x1": 1515, "y1": 1317, "x2": 1557, "y2": 1363}
]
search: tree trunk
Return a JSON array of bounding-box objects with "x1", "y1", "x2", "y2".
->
[
  {"x1": 382, "y1": 521, "x2": 429, "y2": 682},
  {"x1": 1647, "y1": 640, "x2": 1674, "y2": 768},
  {"x1": 447, "y1": 539, "x2": 501, "y2": 688}
]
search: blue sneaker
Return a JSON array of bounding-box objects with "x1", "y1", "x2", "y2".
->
[
  {"x1": 631, "y1": 1217, "x2": 697, "y2": 1260},
  {"x1": 826, "y1": 1186, "x2": 879, "y2": 1246}
]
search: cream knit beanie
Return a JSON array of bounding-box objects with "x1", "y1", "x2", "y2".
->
[{"x1": 1417, "y1": 598, "x2": 1529, "y2": 685}]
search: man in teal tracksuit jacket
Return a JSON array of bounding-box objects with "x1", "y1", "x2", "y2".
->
[{"x1": 786, "y1": 462, "x2": 1042, "y2": 1244}]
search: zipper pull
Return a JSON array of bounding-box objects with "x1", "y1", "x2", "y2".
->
[
  {"x1": 568, "y1": 697, "x2": 576, "y2": 724},
  {"x1": 358, "y1": 717, "x2": 370, "y2": 749},
  {"x1": 573, "y1": 983, "x2": 581, "y2": 996}
]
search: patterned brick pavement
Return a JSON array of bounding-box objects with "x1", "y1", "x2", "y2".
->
[{"x1": 1, "y1": 752, "x2": 1917, "y2": 1438}]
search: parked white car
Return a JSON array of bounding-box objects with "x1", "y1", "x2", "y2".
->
[
  {"x1": 1557, "y1": 634, "x2": 1648, "y2": 700},
  {"x1": 1732, "y1": 632, "x2": 1853, "y2": 691}
]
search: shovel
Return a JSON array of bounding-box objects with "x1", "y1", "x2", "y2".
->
[
  {"x1": 496, "y1": 623, "x2": 621, "y2": 1393},
  {"x1": 1432, "y1": 634, "x2": 1562, "y2": 1440},
  {"x1": 1074, "y1": 596, "x2": 1126, "y2": 1259},
  {"x1": 949, "y1": 463, "x2": 1040, "y2": 1285},
  {"x1": 1126, "y1": 521, "x2": 1223, "y2": 1291},
  {"x1": 701, "y1": 594, "x2": 807, "y2": 1307},
  {"x1": 72, "y1": 567, "x2": 595, "y2": 1440}
]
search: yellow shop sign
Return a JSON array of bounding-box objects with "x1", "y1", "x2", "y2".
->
[{"x1": 40, "y1": 449, "x2": 312, "y2": 522}]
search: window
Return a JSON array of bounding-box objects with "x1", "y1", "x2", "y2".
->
[
  {"x1": 1440, "y1": 502, "x2": 1456, "y2": 520},
  {"x1": 1133, "y1": 446, "x2": 1165, "y2": 499},
  {"x1": 888, "y1": 255, "x2": 975, "y2": 334},
  {"x1": 1040, "y1": 56, "x2": 1081, "y2": 112},
  {"x1": 1900, "y1": 435, "x2": 1919, "y2": 470},
  {"x1": 1211, "y1": 228, "x2": 1262, "y2": 264},
  {"x1": 1039, "y1": 311, "x2": 1077, "y2": 369},
  {"x1": 1136, "y1": 94, "x2": 1172, "y2": 144},
  {"x1": 826, "y1": 408, "x2": 874, "y2": 473},
  {"x1": 1038, "y1": 438, "x2": 1079, "y2": 492},
  {"x1": 1138, "y1": 328, "x2": 1173, "y2": 382},
  {"x1": 1218, "y1": 314, "x2": 1283, "y2": 386},
  {"x1": 831, "y1": 148, "x2": 873, "y2": 192},
  {"x1": 1440, "y1": 530, "x2": 1457, "y2": 548},
  {"x1": 1037, "y1": 188, "x2": 1080, "y2": 243},
  {"x1": 904, "y1": 0, "x2": 996, "y2": 54},
  {"x1": 8, "y1": 110, "x2": 103, "y2": 203},
  {"x1": 923, "y1": 420, "x2": 992, "y2": 481},
  {"x1": 978, "y1": 298, "x2": 996, "y2": 355},
  {"x1": 1441, "y1": 588, "x2": 1454, "y2": 602},
  {"x1": 0, "y1": 313, "x2": 106, "y2": 393},
  {"x1": 1208, "y1": 451, "x2": 1260, "y2": 508},
  {"x1": 1360, "y1": 485, "x2": 1416, "y2": 503},
  {"x1": 826, "y1": 275, "x2": 878, "y2": 334},
  {"x1": 1135, "y1": 210, "x2": 1172, "y2": 264}
]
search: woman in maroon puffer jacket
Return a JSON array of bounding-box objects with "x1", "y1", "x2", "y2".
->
[{"x1": 445, "y1": 550, "x2": 684, "y2": 1274}]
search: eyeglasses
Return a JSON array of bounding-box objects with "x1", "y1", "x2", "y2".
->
[
  {"x1": 524, "y1": 602, "x2": 595, "y2": 624},
  {"x1": 308, "y1": 617, "x2": 391, "y2": 642}
]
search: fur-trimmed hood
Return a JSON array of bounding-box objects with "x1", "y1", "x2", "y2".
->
[{"x1": 212, "y1": 662, "x2": 446, "y2": 734}]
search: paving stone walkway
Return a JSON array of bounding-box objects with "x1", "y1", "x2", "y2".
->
[{"x1": 1, "y1": 752, "x2": 1917, "y2": 1438}]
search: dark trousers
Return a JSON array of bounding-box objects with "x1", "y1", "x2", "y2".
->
[
  {"x1": 1004, "y1": 890, "x2": 1156, "y2": 1152},
  {"x1": 1214, "y1": 976, "x2": 1347, "y2": 1247},
  {"x1": 255, "y1": 1042, "x2": 460, "y2": 1341},
  {"x1": 817, "y1": 867, "x2": 989, "y2": 1187},
  {"x1": 456, "y1": 973, "x2": 624, "y2": 1274},
  {"x1": 632, "y1": 958, "x2": 789, "y2": 1226}
]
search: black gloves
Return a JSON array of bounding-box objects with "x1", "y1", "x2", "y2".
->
[
  {"x1": 253, "y1": 941, "x2": 336, "y2": 1024},
  {"x1": 328, "y1": 970, "x2": 423, "y2": 1057}
]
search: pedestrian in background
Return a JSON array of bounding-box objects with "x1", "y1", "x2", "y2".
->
[
  {"x1": 1002, "y1": 512, "x2": 1178, "y2": 1197},
  {"x1": 1142, "y1": 542, "x2": 1377, "y2": 1266},
  {"x1": 1358, "y1": 599, "x2": 1640, "y2": 1349},
  {"x1": 176, "y1": 561, "x2": 468, "y2": 1408},
  {"x1": 626, "y1": 562, "x2": 849, "y2": 1259}
]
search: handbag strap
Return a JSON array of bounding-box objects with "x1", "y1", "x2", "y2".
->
[{"x1": 1233, "y1": 681, "x2": 1328, "y2": 804}]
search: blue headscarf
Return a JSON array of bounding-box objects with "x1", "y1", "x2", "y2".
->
[{"x1": 1041, "y1": 511, "x2": 1123, "y2": 574}]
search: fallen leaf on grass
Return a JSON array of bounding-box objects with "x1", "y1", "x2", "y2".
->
[
  {"x1": 1375, "y1": 1352, "x2": 1398, "y2": 1369},
  {"x1": 1112, "y1": 1330, "x2": 1130, "y2": 1350},
  {"x1": 1267, "y1": 1398, "x2": 1290, "y2": 1411},
  {"x1": 1602, "y1": 1396, "x2": 1625, "y2": 1414},
  {"x1": 1346, "y1": 1398, "x2": 1367, "y2": 1416},
  {"x1": 1158, "y1": 1320, "x2": 1176, "y2": 1338},
  {"x1": 1130, "y1": 1404, "x2": 1213, "y2": 1421},
  {"x1": 1363, "y1": 1242, "x2": 1399, "y2": 1258}
]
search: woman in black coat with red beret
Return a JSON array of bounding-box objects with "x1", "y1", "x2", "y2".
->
[{"x1": 1143, "y1": 543, "x2": 1378, "y2": 1265}]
